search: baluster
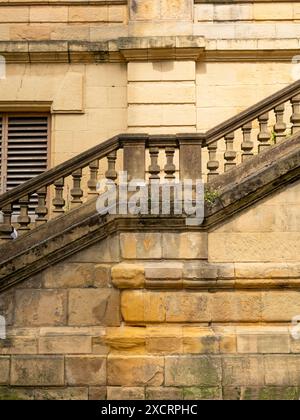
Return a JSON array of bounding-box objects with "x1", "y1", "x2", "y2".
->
[
  {"x1": 35, "y1": 187, "x2": 48, "y2": 226},
  {"x1": 207, "y1": 141, "x2": 219, "y2": 181},
  {"x1": 88, "y1": 159, "x2": 100, "y2": 196},
  {"x1": 258, "y1": 113, "x2": 271, "y2": 153},
  {"x1": 105, "y1": 151, "x2": 118, "y2": 181},
  {"x1": 274, "y1": 104, "x2": 286, "y2": 142},
  {"x1": 224, "y1": 132, "x2": 236, "y2": 172},
  {"x1": 149, "y1": 147, "x2": 160, "y2": 180},
  {"x1": 0, "y1": 204, "x2": 13, "y2": 241},
  {"x1": 17, "y1": 195, "x2": 31, "y2": 234},
  {"x1": 53, "y1": 178, "x2": 65, "y2": 215},
  {"x1": 71, "y1": 169, "x2": 83, "y2": 208},
  {"x1": 164, "y1": 147, "x2": 176, "y2": 180},
  {"x1": 241, "y1": 122, "x2": 253, "y2": 162},
  {"x1": 291, "y1": 94, "x2": 300, "y2": 134}
]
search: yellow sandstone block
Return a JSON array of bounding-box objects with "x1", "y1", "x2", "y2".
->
[
  {"x1": 30, "y1": 6, "x2": 68, "y2": 23},
  {"x1": 253, "y1": 3, "x2": 293, "y2": 20}
]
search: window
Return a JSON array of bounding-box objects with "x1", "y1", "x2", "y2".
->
[{"x1": 0, "y1": 114, "x2": 49, "y2": 195}]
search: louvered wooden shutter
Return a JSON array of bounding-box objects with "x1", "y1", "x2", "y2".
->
[
  {"x1": 6, "y1": 116, "x2": 48, "y2": 191},
  {"x1": 0, "y1": 115, "x2": 49, "y2": 200},
  {"x1": 0, "y1": 117, "x2": 3, "y2": 194}
]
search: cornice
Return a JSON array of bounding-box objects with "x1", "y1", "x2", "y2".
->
[{"x1": 0, "y1": 37, "x2": 298, "y2": 63}]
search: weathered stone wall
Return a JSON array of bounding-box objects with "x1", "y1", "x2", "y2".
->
[
  {"x1": 1, "y1": 0, "x2": 300, "y2": 399},
  {"x1": 0, "y1": 2, "x2": 128, "y2": 42},
  {"x1": 0, "y1": 1, "x2": 299, "y2": 162},
  {"x1": 0, "y1": 58, "x2": 295, "y2": 169},
  {"x1": 1, "y1": 1, "x2": 300, "y2": 41},
  {"x1": 0, "y1": 62, "x2": 127, "y2": 166},
  {"x1": 1, "y1": 180, "x2": 300, "y2": 399}
]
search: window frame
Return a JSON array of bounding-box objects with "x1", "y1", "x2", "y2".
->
[{"x1": 0, "y1": 112, "x2": 51, "y2": 195}]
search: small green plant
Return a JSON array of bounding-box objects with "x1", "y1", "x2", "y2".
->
[
  {"x1": 204, "y1": 189, "x2": 220, "y2": 205},
  {"x1": 270, "y1": 131, "x2": 276, "y2": 145}
]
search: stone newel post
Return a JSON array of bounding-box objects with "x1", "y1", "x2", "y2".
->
[
  {"x1": 122, "y1": 135, "x2": 147, "y2": 181},
  {"x1": 178, "y1": 134, "x2": 204, "y2": 181}
]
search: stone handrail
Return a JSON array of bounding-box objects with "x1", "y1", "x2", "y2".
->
[
  {"x1": 203, "y1": 80, "x2": 300, "y2": 180},
  {"x1": 0, "y1": 133, "x2": 203, "y2": 241}
]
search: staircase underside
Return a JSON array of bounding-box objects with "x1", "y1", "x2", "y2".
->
[{"x1": 0, "y1": 133, "x2": 300, "y2": 292}]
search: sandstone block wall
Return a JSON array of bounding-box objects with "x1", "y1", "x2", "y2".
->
[
  {"x1": 1, "y1": 180, "x2": 300, "y2": 399},
  {"x1": 0, "y1": 62, "x2": 127, "y2": 166},
  {"x1": 0, "y1": 58, "x2": 295, "y2": 172},
  {"x1": 1, "y1": 1, "x2": 300, "y2": 42}
]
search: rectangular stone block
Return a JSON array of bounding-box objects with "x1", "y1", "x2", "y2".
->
[
  {"x1": 121, "y1": 291, "x2": 146, "y2": 323},
  {"x1": 194, "y1": 22, "x2": 235, "y2": 39},
  {"x1": 0, "y1": 357, "x2": 10, "y2": 385},
  {"x1": 219, "y1": 334, "x2": 237, "y2": 354},
  {"x1": 146, "y1": 387, "x2": 183, "y2": 400},
  {"x1": 235, "y1": 263, "x2": 300, "y2": 279},
  {"x1": 214, "y1": 5, "x2": 253, "y2": 22},
  {"x1": 145, "y1": 262, "x2": 183, "y2": 280},
  {"x1": 146, "y1": 337, "x2": 182, "y2": 355},
  {"x1": 211, "y1": 292, "x2": 262, "y2": 323},
  {"x1": 0, "y1": 336, "x2": 38, "y2": 355},
  {"x1": 265, "y1": 356, "x2": 300, "y2": 386},
  {"x1": 86, "y1": 63, "x2": 127, "y2": 88},
  {"x1": 165, "y1": 292, "x2": 211, "y2": 323},
  {"x1": 108, "y1": 356, "x2": 164, "y2": 386},
  {"x1": 112, "y1": 264, "x2": 145, "y2": 289},
  {"x1": 34, "y1": 387, "x2": 88, "y2": 401},
  {"x1": 89, "y1": 386, "x2": 107, "y2": 400},
  {"x1": 160, "y1": 0, "x2": 193, "y2": 20},
  {"x1": 0, "y1": 6, "x2": 29, "y2": 23},
  {"x1": 165, "y1": 356, "x2": 222, "y2": 387},
  {"x1": 253, "y1": 3, "x2": 293, "y2": 20},
  {"x1": 43, "y1": 263, "x2": 110, "y2": 289},
  {"x1": 222, "y1": 356, "x2": 264, "y2": 387},
  {"x1": 68, "y1": 289, "x2": 120, "y2": 327},
  {"x1": 11, "y1": 356, "x2": 64, "y2": 386},
  {"x1": 69, "y1": 6, "x2": 108, "y2": 22},
  {"x1": 223, "y1": 386, "x2": 300, "y2": 401},
  {"x1": 194, "y1": 4, "x2": 214, "y2": 22},
  {"x1": 39, "y1": 335, "x2": 92, "y2": 355},
  {"x1": 128, "y1": 61, "x2": 195, "y2": 82},
  {"x1": 52, "y1": 71, "x2": 83, "y2": 112},
  {"x1": 290, "y1": 336, "x2": 300, "y2": 354},
  {"x1": 262, "y1": 291, "x2": 300, "y2": 322},
  {"x1": 128, "y1": 82, "x2": 196, "y2": 104},
  {"x1": 129, "y1": 0, "x2": 160, "y2": 21},
  {"x1": 183, "y1": 328, "x2": 219, "y2": 354},
  {"x1": 30, "y1": 6, "x2": 68, "y2": 22},
  {"x1": 65, "y1": 356, "x2": 106, "y2": 386},
  {"x1": 107, "y1": 387, "x2": 145, "y2": 400},
  {"x1": 237, "y1": 327, "x2": 290, "y2": 354},
  {"x1": 183, "y1": 387, "x2": 222, "y2": 400},
  {"x1": 120, "y1": 233, "x2": 162, "y2": 259},
  {"x1": 14, "y1": 290, "x2": 67, "y2": 327},
  {"x1": 0, "y1": 387, "x2": 34, "y2": 400},
  {"x1": 294, "y1": 4, "x2": 300, "y2": 19},
  {"x1": 209, "y1": 232, "x2": 300, "y2": 263},
  {"x1": 128, "y1": 104, "x2": 196, "y2": 127},
  {"x1": 108, "y1": 5, "x2": 127, "y2": 23},
  {"x1": 162, "y1": 232, "x2": 208, "y2": 259}
]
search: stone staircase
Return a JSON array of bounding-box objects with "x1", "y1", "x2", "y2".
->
[{"x1": 1, "y1": 82, "x2": 300, "y2": 400}]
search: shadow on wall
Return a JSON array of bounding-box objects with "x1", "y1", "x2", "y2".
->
[{"x1": 153, "y1": 61, "x2": 175, "y2": 73}]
